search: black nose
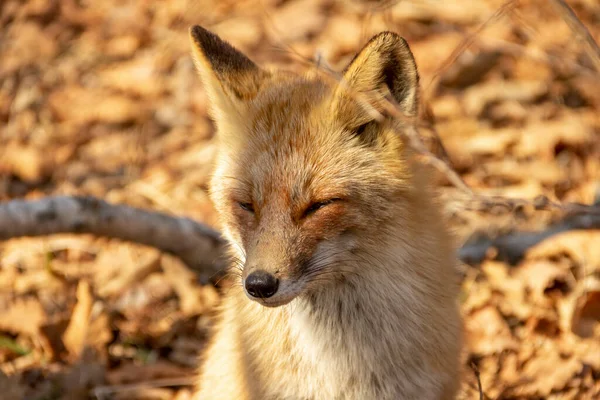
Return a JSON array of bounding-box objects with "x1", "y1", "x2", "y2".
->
[{"x1": 245, "y1": 270, "x2": 279, "y2": 298}]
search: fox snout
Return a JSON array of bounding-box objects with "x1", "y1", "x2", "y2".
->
[
  {"x1": 244, "y1": 270, "x2": 279, "y2": 299},
  {"x1": 239, "y1": 235, "x2": 310, "y2": 307}
]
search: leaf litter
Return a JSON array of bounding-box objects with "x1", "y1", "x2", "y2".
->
[{"x1": 1, "y1": 0, "x2": 600, "y2": 398}]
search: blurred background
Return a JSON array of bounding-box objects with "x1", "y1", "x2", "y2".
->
[{"x1": 1, "y1": 0, "x2": 599, "y2": 398}]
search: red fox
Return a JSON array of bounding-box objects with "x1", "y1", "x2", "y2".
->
[{"x1": 190, "y1": 25, "x2": 462, "y2": 400}]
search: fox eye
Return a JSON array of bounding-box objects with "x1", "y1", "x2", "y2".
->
[
  {"x1": 350, "y1": 120, "x2": 379, "y2": 145},
  {"x1": 353, "y1": 122, "x2": 370, "y2": 136},
  {"x1": 303, "y1": 199, "x2": 341, "y2": 218},
  {"x1": 238, "y1": 202, "x2": 254, "y2": 213}
]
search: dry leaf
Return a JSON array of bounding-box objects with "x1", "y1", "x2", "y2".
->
[
  {"x1": 105, "y1": 361, "x2": 194, "y2": 385},
  {"x1": 519, "y1": 344, "x2": 582, "y2": 396},
  {"x1": 463, "y1": 80, "x2": 548, "y2": 116},
  {"x1": 62, "y1": 281, "x2": 93, "y2": 361},
  {"x1": 161, "y1": 254, "x2": 218, "y2": 317},
  {"x1": 517, "y1": 260, "x2": 571, "y2": 305},
  {"x1": 48, "y1": 87, "x2": 146, "y2": 125},
  {"x1": 95, "y1": 246, "x2": 161, "y2": 298},
  {"x1": 267, "y1": 0, "x2": 327, "y2": 42},
  {"x1": 526, "y1": 231, "x2": 600, "y2": 274},
  {"x1": 0, "y1": 297, "x2": 46, "y2": 337},
  {"x1": 466, "y1": 305, "x2": 518, "y2": 356},
  {"x1": 570, "y1": 279, "x2": 600, "y2": 339}
]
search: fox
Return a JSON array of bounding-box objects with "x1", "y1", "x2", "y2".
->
[{"x1": 189, "y1": 25, "x2": 462, "y2": 400}]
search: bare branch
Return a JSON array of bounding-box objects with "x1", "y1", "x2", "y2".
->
[
  {"x1": 460, "y1": 212, "x2": 600, "y2": 266},
  {"x1": 0, "y1": 196, "x2": 227, "y2": 283},
  {"x1": 423, "y1": 0, "x2": 519, "y2": 101},
  {"x1": 550, "y1": 0, "x2": 600, "y2": 73},
  {"x1": 470, "y1": 361, "x2": 485, "y2": 400}
]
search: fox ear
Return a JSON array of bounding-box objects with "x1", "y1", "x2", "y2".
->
[
  {"x1": 189, "y1": 25, "x2": 268, "y2": 119},
  {"x1": 334, "y1": 32, "x2": 419, "y2": 125}
]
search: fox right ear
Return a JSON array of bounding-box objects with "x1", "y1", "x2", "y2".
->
[
  {"x1": 332, "y1": 32, "x2": 419, "y2": 131},
  {"x1": 189, "y1": 25, "x2": 269, "y2": 119}
]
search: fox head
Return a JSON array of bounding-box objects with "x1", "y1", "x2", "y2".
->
[{"x1": 190, "y1": 25, "x2": 422, "y2": 307}]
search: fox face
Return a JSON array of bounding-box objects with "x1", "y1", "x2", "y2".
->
[{"x1": 191, "y1": 26, "x2": 421, "y2": 307}]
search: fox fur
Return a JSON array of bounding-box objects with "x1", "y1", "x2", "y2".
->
[{"x1": 189, "y1": 25, "x2": 462, "y2": 400}]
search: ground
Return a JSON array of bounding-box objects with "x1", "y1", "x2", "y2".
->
[{"x1": 1, "y1": 0, "x2": 600, "y2": 399}]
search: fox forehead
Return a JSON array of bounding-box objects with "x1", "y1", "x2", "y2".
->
[
  {"x1": 247, "y1": 75, "x2": 332, "y2": 146},
  {"x1": 215, "y1": 75, "x2": 412, "y2": 211},
  {"x1": 221, "y1": 76, "x2": 354, "y2": 201}
]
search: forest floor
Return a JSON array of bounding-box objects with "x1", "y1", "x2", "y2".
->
[{"x1": 1, "y1": 0, "x2": 600, "y2": 398}]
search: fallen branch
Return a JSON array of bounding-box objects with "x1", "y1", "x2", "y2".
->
[
  {"x1": 459, "y1": 212, "x2": 600, "y2": 266},
  {"x1": 0, "y1": 196, "x2": 227, "y2": 283}
]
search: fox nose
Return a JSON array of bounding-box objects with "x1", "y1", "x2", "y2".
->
[{"x1": 245, "y1": 270, "x2": 279, "y2": 298}]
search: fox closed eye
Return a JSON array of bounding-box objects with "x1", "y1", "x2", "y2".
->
[
  {"x1": 302, "y1": 199, "x2": 342, "y2": 218},
  {"x1": 238, "y1": 201, "x2": 254, "y2": 213},
  {"x1": 353, "y1": 121, "x2": 371, "y2": 136}
]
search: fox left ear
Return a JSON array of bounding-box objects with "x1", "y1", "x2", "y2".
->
[
  {"x1": 189, "y1": 25, "x2": 269, "y2": 120},
  {"x1": 334, "y1": 32, "x2": 419, "y2": 125}
]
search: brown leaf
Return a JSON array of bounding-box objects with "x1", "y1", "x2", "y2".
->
[
  {"x1": 62, "y1": 281, "x2": 93, "y2": 361},
  {"x1": 161, "y1": 254, "x2": 218, "y2": 317},
  {"x1": 514, "y1": 112, "x2": 596, "y2": 160},
  {"x1": 105, "y1": 361, "x2": 194, "y2": 385},
  {"x1": 482, "y1": 261, "x2": 532, "y2": 321},
  {"x1": 2, "y1": 144, "x2": 53, "y2": 183},
  {"x1": 462, "y1": 80, "x2": 548, "y2": 116},
  {"x1": 0, "y1": 22, "x2": 58, "y2": 74},
  {"x1": 94, "y1": 247, "x2": 161, "y2": 298},
  {"x1": 519, "y1": 344, "x2": 582, "y2": 396},
  {"x1": 570, "y1": 279, "x2": 600, "y2": 339},
  {"x1": 173, "y1": 389, "x2": 194, "y2": 400},
  {"x1": 213, "y1": 18, "x2": 262, "y2": 51},
  {"x1": 267, "y1": 0, "x2": 327, "y2": 42},
  {"x1": 0, "y1": 297, "x2": 46, "y2": 337},
  {"x1": 48, "y1": 87, "x2": 146, "y2": 125},
  {"x1": 98, "y1": 54, "x2": 166, "y2": 98},
  {"x1": 526, "y1": 231, "x2": 600, "y2": 274},
  {"x1": 517, "y1": 260, "x2": 572, "y2": 305},
  {"x1": 466, "y1": 305, "x2": 518, "y2": 356}
]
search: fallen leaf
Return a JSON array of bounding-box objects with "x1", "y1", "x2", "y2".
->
[
  {"x1": 105, "y1": 361, "x2": 194, "y2": 385},
  {"x1": 0, "y1": 297, "x2": 46, "y2": 337},
  {"x1": 519, "y1": 344, "x2": 582, "y2": 397},
  {"x1": 526, "y1": 231, "x2": 600, "y2": 274},
  {"x1": 94, "y1": 246, "x2": 161, "y2": 298},
  {"x1": 267, "y1": 0, "x2": 327, "y2": 42},
  {"x1": 48, "y1": 87, "x2": 146, "y2": 125},
  {"x1": 62, "y1": 280, "x2": 93, "y2": 361},
  {"x1": 570, "y1": 279, "x2": 600, "y2": 339},
  {"x1": 161, "y1": 254, "x2": 218, "y2": 317},
  {"x1": 466, "y1": 305, "x2": 518, "y2": 356}
]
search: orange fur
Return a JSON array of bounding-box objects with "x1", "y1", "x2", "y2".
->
[{"x1": 190, "y1": 25, "x2": 462, "y2": 400}]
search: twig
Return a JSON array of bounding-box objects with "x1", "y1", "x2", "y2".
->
[
  {"x1": 380, "y1": 91, "x2": 600, "y2": 218},
  {"x1": 0, "y1": 196, "x2": 227, "y2": 283},
  {"x1": 470, "y1": 361, "x2": 484, "y2": 400},
  {"x1": 423, "y1": 0, "x2": 519, "y2": 101},
  {"x1": 92, "y1": 376, "x2": 196, "y2": 399},
  {"x1": 550, "y1": 0, "x2": 600, "y2": 73}
]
